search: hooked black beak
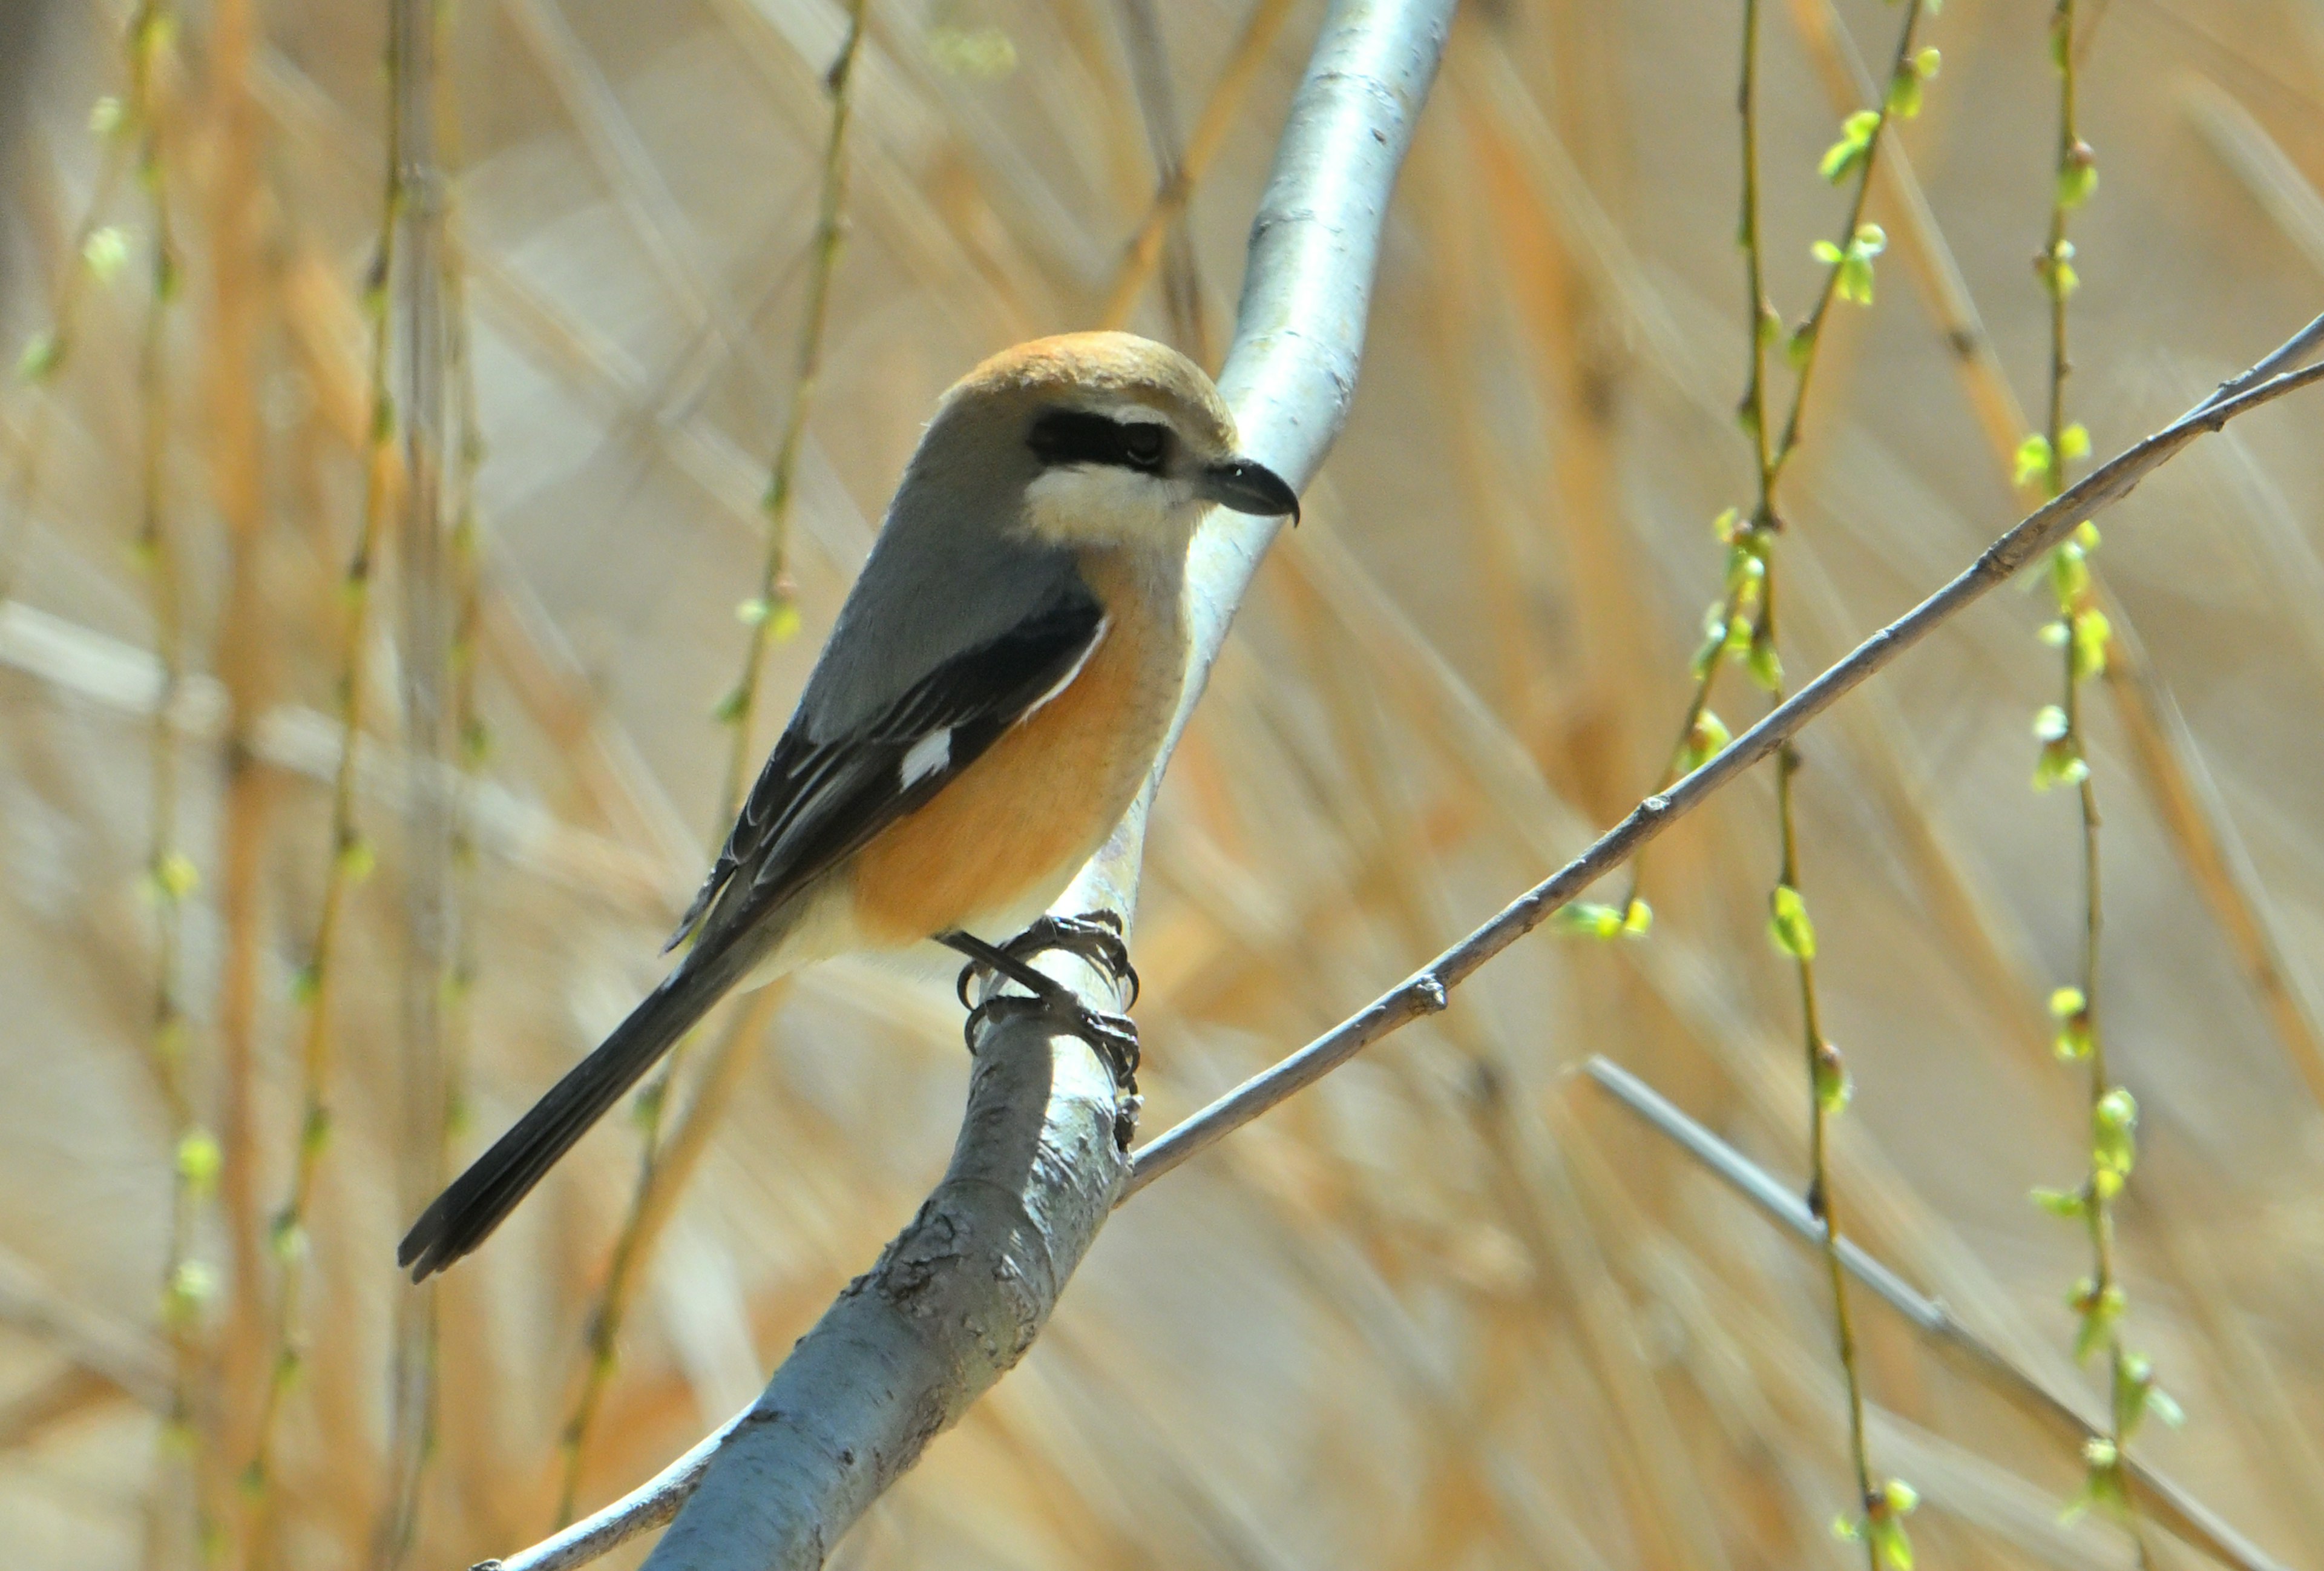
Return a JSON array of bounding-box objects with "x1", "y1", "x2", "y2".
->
[{"x1": 1200, "y1": 455, "x2": 1301, "y2": 523}]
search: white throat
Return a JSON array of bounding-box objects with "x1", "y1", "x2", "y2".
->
[{"x1": 1020, "y1": 464, "x2": 1203, "y2": 550}]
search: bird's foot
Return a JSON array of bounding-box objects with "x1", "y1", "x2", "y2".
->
[
  {"x1": 943, "y1": 920, "x2": 1143, "y2": 1145},
  {"x1": 1001, "y1": 912, "x2": 1140, "y2": 1009}
]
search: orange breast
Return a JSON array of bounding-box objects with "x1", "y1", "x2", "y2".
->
[{"x1": 847, "y1": 553, "x2": 1184, "y2": 945}]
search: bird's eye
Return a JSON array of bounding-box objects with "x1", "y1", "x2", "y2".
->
[{"x1": 1120, "y1": 423, "x2": 1167, "y2": 470}]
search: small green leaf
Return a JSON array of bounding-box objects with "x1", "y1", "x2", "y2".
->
[
  {"x1": 1812, "y1": 239, "x2": 1845, "y2": 267},
  {"x1": 82, "y1": 226, "x2": 129, "y2": 285},
  {"x1": 1768, "y1": 883, "x2": 1817, "y2": 960},
  {"x1": 2049, "y1": 985, "x2": 2087, "y2": 1018},
  {"x1": 1745, "y1": 625, "x2": 1784, "y2": 693},
  {"x1": 2014, "y1": 433, "x2": 2055, "y2": 489},
  {"x1": 1814, "y1": 1039, "x2": 1851, "y2": 1114},
  {"x1": 2071, "y1": 608, "x2": 2111, "y2": 680},
  {"x1": 1913, "y1": 48, "x2": 1942, "y2": 80},
  {"x1": 2070, "y1": 1279, "x2": 2127, "y2": 1362},
  {"x1": 2058, "y1": 140, "x2": 2099, "y2": 209},
  {"x1": 712, "y1": 684, "x2": 750, "y2": 725},
  {"x1": 2032, "y1": 705, "x2": 2070, "y2": 743},
  {"x1": 2073, "y1": 519, "x2": 2101, "y2": 552},
  {"x1": 16, "y1": 330, "x2": 62, "y2": 383},
  {"x1": 2048, "y1": 541, "x2": 2089, "y2": 614},
  {"x1": 1819, "y1": 110, "x2": 1883, "y2": 183},
  {"x1": 336, "y1": 835, "x2": 376, "y2": 883},
  {"x1": 1554, "y1": 903, "x2": 1627, "y2": 941},
  {"x1": 2035, "y1": 736, "x2": 2090, "y2": 791},
  {"x1": 2030, "y1": 1185, "x2": 2088, "y2": 1219},
  {"x1": 1622, "y1": 898, "x2": 1653, "y2": 935},
  {"x1": 1869, "y1": 1516, "x2": 1914, "y2": 1571},
  {"x1": 1680, "y1": 710, "x2": 1732, "y2": 772},
  {"x1": 2059, "y1": 422, "x2": 2091, "y2": 462},
  {"x1": 154, "y1": 849, "x2": 200, "y2": 902},
  {"x1": 1886, "y1": 65, "x2": 1923, "y2": 119},
  {"x1": 176, "y1": 1129, "x2": 222, "y2": 1193}
]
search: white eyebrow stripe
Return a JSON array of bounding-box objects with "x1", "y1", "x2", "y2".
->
[
  {"x1": 899, "y1": 728, "x2": 953, "y2": 787},
  {"x1": 1092, "y1": 403, "x2": 1172, "y2": 427}
]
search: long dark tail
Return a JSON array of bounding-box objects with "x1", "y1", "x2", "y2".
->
[{"x1": 397, "y1": 941, "x2": 754, "y2": 1280}]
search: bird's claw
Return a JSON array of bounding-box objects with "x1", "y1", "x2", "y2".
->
[
  {"x1": 1008, "y1": 912, "x2": 1139, "y2": 1008},
  {"x1": 947, "y1": 915, "x2": 1143, "y2": 1144}
]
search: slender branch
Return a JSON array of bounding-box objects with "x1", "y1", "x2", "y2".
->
[
  {"x1": 476, "y1": 4, "x2": 1454, "y2": 1566},
  {"x1": 0, "y1": 97, "x2": 133, "y2": 602},
  {"x1": 1580, "y1": 1056, "x2": 2288, "y2": 1571},
  {"x1": 1126, "y1": 331, "x2": 2324, "y2": 1195},
  {"x1": 242, "y1": 17, "x2": 409, "y2": 1558},
  {"x1": 121, "y1": 7, "x2": 220, "y2": 1559},
  {"x1": 554, "y1": 2, "x2": 867, "y2": 1526},
  {"x1": 2024, "y1": 1, "x2": 2162, "y2": 1535}
]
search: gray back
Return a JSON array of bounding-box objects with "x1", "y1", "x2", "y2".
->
[{"x1": 794, "y1": 393, "x2": 1082, "y2": 741}]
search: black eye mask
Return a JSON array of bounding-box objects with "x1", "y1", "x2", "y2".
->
[{"x1": 1028, "y1": 409, "x2": 1173, "y2": 475}]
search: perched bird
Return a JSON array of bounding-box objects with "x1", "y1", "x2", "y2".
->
[{"x1": 398, "y1": 332, "x2": 1298, "y2": 1280}]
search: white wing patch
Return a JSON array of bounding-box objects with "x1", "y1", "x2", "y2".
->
[{"x1": 899, "y1": 728, "x2": 953, "y2": 788}]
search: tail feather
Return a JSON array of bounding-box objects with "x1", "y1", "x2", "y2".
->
[{"x1": 397, "y1": 946, "x2": 749, "y2": 1280}]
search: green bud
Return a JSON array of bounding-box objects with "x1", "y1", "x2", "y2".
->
[
  {"x1": 1768, "y1": 883, "x2": 1817, "y2": 960},
  {"x1": 176, "y1": 1129, "x2": 222, "y2": 1194}
]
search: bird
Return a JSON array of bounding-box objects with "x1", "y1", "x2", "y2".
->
[{"x1": 397, "y1": 331, "x2": 1299, "y2": 1280}]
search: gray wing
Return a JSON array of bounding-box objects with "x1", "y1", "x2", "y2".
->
[{"x1": 668, "y1": 567, "x2": 1104, "y2": 952}]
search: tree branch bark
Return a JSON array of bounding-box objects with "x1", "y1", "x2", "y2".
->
[{"x1": 476, "y1": 2, "x2": 1454, "y2": 1566}]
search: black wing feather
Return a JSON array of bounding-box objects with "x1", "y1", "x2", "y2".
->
[
  {"x1": 399, "y1": 587, "x2": 1108, "y2": 1279},
  {"x1": 668, "y1": 588, "x2": 1106, "y2": 950}
]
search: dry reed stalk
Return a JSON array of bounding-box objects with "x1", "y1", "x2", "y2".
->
[
  {"x1": 1278, "y1": 552, "x2": 1722, "y2": 1571},
  {"x1": 374, "y1": 0, "x2": 465, "y2": 1561},
  {"x1": 240, "y1": 24, "x2": 411, "y2": 1558},
  {"x1": 1096, "y1": 0, "x2": 1298, "y2": 331},
  {"x1": 555, "y1": 1, "x2": 866, "y2": 1524},
  {"x1": 1112, "y1": 0, "x2": 1211, "y2": 364},
  {"x1": 198, "y1": 0, "x2": 284, "y2": 1509}
]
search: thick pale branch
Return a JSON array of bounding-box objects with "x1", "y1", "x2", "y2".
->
[
  {"x1": 1580, "y1": 1056, "x2": 2290, "y2": 1571},
  {"x1": 1126, "y1": 329, "x2": 2324, "y2": 1195},
  {"x1": 479, "y1": 3, "x2": 1454, "y2": 1567}
]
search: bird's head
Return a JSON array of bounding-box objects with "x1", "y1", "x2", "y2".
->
[{"x1": 928, "y1": 331, "x2": 1299, "y2": 551}]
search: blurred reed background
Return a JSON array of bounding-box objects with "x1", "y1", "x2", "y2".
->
[{"x1": 4, "y1": 0, "x2": 2324, "y2": 1567}]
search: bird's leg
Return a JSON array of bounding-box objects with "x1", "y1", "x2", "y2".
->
[{"x1": 941, "y1": 925, "x2": 1141, "y2": 1101}]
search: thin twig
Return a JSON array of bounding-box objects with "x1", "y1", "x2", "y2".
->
[
  {"x1": 2029, "y1": 1, "x2": 2156, "y2": 1538},
  {"x1": 0, "y1": 104, "x2": 132, "y2": 602},
  {"x1": 1125, "y1": 329, "x2": 2324, "y2": 1194},
  {"x1": 241, "y1": 17, "x2": 409, "y2": 1558},
  {"x1": 554, "y1": 1, "x2": 867, "y2": 1525},
  {"x1": 122, "y1": 8, "x2": 218, "y2": 1561},
  {"x1": 1578, "y1": 1056, "x2": 2289, "y2": 1571},
  {"x1": 1622, "y1": 0, "x2": 1927, "y2": 911}
]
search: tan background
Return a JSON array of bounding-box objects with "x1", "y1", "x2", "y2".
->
[{"x1": 3, "y1": 0, "x2": 2323, "y2": 1567}]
